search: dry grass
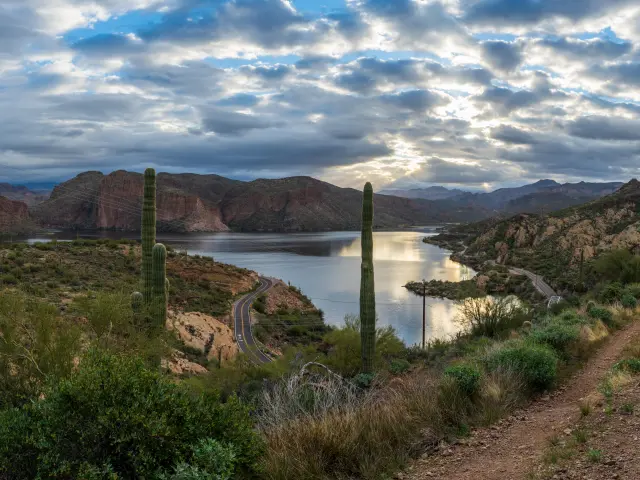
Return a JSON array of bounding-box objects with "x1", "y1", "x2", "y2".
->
[{"x1": 260, "y1": 368, "x2": 525, "y2": 480}]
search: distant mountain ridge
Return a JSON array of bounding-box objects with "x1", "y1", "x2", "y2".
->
[
  {"x1": 379, "y1": 185, "x2": 467, "y2": 200},
  {"x1": 455, "y1": 179, "x2": 640, "y2": 292},
  {"x1": 31, "y1": 171, "x2": 485, "y2": 232},
  {"x1": 0, "y1": 183, "x2": 50, "y2": 207}
]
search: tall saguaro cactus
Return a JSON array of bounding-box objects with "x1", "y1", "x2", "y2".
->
[
  {"x1": 141, "y1": 168, "x2": 157, "y2": 304},
  {"x1": 152, "y1": 243, "x2": 168, "y2": 328},
  {"x1": 360, "y1": 182, "x2": 376, "y2": 373}
]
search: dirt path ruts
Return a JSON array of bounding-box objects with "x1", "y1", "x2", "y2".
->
[{"x1": 405, "y1": 320, "x2": 640, "y2": 480}]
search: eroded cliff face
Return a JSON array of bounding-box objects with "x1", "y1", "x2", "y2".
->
[
  {"x1": 38, "y1": 170, "x2": 229, "y2": 232},
  {"x1": 0, "y1": 196, "x2": 30, "y2": 232}
]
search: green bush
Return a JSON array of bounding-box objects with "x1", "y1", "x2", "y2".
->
[
  {"x1": 593, "y1": 250, "x2": 640, "y2": 284},
  {"x1": 555, "y1": 309, "x2": 589, "y2": 326},
  {"x1": 613, "y1": 358, "x2": 640, "y2": 374},
  {"x1": 443, "y1": 364, "x2": 481, "y2": 397},
  {"x1": 486, "y1": 341, "x2": 558, "y2": 392},
  {"x1": 389, "y1": 358, "x2": 411, "y2": 375},
  {"x1": 157, "y1": 439, "x2": 237, "y2": 480},
  {"x1": 625, "y1": 283, "x2": 640, "y2": 299},
  {"x1": 528, "y1": 322, "x2": 580, "y2": 354},
  {"x1": 587, "y1": 306, "x2": 614, "y2": 326},
  {"x1": 0, "y1": 349, "x2": 262, "y2": 479},
  {"x1": 599, "y1": 282, "x2": 624, "y2": 303},
  {"x1": 621, "y1": 293, "x2": 638, "y2": 309}
]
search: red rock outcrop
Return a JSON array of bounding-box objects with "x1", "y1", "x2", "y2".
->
[{"x1": 0, "y1": 196, "x2": 31, "y2": 233}]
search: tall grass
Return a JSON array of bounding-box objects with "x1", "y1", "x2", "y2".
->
[{"x1": 260, "y1": 368, "x2": 525, "y2": 479}]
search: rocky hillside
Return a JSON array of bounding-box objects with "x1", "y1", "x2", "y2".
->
[
  {"x1": 32, "y1": 171, "x2": 483, "y2": 232},
  {"x1": 0, "y1": 183, "x2": 50, "y2": 206},
  {"x1": 458, "y1": 179, "x2": 640, "y2": 291},
  {"x1": 0, "y1": 196, "x2": 34, "y2": 235}
]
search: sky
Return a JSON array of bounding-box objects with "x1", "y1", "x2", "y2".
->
[{"x1": 2, "y1": 0, "x2": 640, "y2": 191}]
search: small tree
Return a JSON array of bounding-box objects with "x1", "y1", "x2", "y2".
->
[{"x1": 456, "y1": 296, "x2": 526, "y2": 338}]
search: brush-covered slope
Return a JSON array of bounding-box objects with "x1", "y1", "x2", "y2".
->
[{"x1": 462, "y1": 179, "x2": 640, "y2": 290}]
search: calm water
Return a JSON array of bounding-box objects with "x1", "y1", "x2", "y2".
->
[{"x1": 26, "y1": 229, "x2": 473, "y2": 346}]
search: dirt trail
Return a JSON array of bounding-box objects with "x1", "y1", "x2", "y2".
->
[{"x1": 405, "y1": 320, "x2": 640, "y2": 480}]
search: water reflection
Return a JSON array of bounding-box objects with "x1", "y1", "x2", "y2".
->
[{"x1": 25, "y1": 229, "x2": 474, "y2": 346}]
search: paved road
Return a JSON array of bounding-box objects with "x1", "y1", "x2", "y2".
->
[
  {"x1": 508, "y1": 266, "x2": 557, "y2": 298},
  {"x1": 233, "y1": 277, "x2": 274, "y2": 364}
]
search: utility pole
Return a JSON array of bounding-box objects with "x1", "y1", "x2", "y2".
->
[{"x1": 422, "y1": 279, "x2": 427, "y2": 349}]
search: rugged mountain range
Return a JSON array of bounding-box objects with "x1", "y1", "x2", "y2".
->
[
  {"x1": 379, "y1": 185, "x2": 467, "y2": 201},
  {"x1": 387, "y1": 179, "x2": 623, "y2": 214},
  {"x1": 0, "y1": 183, "x2": 50, "y2": 206},
  {"x1": 31, "y1": 171, "x2": 484, "y2": 232},
  {"x1": 453, "y1": 179, "x2": 640, "y2": 291}
]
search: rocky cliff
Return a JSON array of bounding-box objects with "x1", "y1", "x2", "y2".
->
[
  {"x1": 0, "y1": 196, "x2": 32, "y2": 234},
  {"x1": 458, "y1": 179, "x2": 640, "y2": 290},
  {"x1": 32, "y1": 171, "x2": 481, "y2": 232},
  {"x1": 33, "y1": 171, "x2": 231, "y2": 232}
]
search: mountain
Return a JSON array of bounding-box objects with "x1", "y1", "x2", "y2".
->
[
  {"x1": 379, "y1": 186, "x2": 467, "y2": 201},
  {"x1": 32, "y1": 171, "x2": 486, "y2": 232},
  {"x1": 0, "y1": 196, "x2": 33, "y2": 234},
  {"x1": 456, "y1": 179, "x2": 640, "y2": 292},
  {"x1": 0, "y1": 183, "x2": 50, "y2": 206},
  {"x1": 388, "y1": 180, "x2": 623, "y2": 215}
]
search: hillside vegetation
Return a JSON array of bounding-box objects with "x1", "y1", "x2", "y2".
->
[{"x1": 447, "y1": 179, "x2": 640, "y2": 293}]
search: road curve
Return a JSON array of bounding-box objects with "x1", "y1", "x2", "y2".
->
[
  {"x1": 508, "y1": 266, "x2": 557, "y2": 298},
  {"x1": 232, "y1": 277, "x2": 274, "y2": 365}
]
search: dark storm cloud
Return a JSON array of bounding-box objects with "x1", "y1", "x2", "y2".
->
[
  {"x1": 380, "y1": 89, "x2": 448, "y2": 112},
  {"x1": 481, "y1": 41, "x2": 522, "y2": 71},
  {"x1": 410, "y1": 157, "x2": 509, "y2": 184},
  {"x1": 491, "y1": 125, "x2": 538, "y2": 144},
  {"x1": 464, "y1": 0, "x2": 635, "y2": 25},
  {"x1": 537, "y1": 37, "x2": 632, "y2": 60},
  {"x1": 567, "y1": 116, "x2": 640, "y2": 141},
  {"x1": 139, "y1": 0, "x2": 317, "y2": 48},
  {"x1": 478, "y1": 86, "x2": 540, "y2": 114},
  {"x1": 216, "y1": 93, "x2": 260, "y2": 107},
  {"x1": 72, "y1": 34, "x2": 143, "y2": 57},
  {"x1": 201, "y1": 109, "x2": 280, "y2": 135},
  {"x1": 589, "y1": 62, "x2": 640, "y2": 87}
]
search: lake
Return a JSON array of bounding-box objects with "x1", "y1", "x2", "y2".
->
[{"x1": 26, "y1": 229, "x2": 473, "y2": 346}]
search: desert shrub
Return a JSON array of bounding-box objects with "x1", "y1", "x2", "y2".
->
[
  {"x1": 593, "y1": 250, "x2": 640, "y2": 284},
  {"x1": 389, "y1": 358, "x2": 411, "y2": 375},
  {"x1": 554, "y1": 309, "x2": 589, "y2": 326},
  {"x1": 0, "y1": 349, "x2": 262, "y2": 479},
  {"x1": 0, "y1": 293, "x2": 82, "y2": 408},
  {"x1": 528, "y1": 322, "x2": 581, "y2": 355},
  {"x1": 613, "y1": 358, "x2": 640, "y2": 374},
  {"x1": 456, "y1": 296, "x2": 528, "y2": 338},
  {"x1": 157, "y1": 439, "x2": 237, "y2": 480},
  {"x1": 321, "y1": 316, "x2": 405, "y2": 377},
  {"x1": 599, "y1": 282, "x2": 624, "y2": 303},
  {"x1": 621, "y1": 293, "x2": 638, "y2": 309},
  {"x1": 625, "y1": 283, "x2": 640, "y2": 299},
  {"x1": 485, "y1": 341, "x2": 558, "y2": 392},
  {"x1": 587, "y1": 306, "x2": 614, "y2": 326},
  {"x1": 444, "y1": 364, "x2": 481, "y2": 397}
]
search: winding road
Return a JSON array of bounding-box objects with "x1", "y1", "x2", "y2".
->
[
  {"x1": 232, "y1": 277, "x2": 274, "y2": 364},
  {"x1": 508, "y1": 266, "x2": 557, "y2": 298}
]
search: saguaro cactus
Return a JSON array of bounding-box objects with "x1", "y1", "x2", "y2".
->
[
  {"x1": 152, "y1": 243, "x2": 167, "y2": 328},
  {"x1": 141, "y1": 168, "x2": 156, "y2": 304},
  {"x1": 360, "y1": 182, "x2": 376, "y2": 373},
  {"x1": 131, "y1": 291, "x2": 143, "y2": 323}
]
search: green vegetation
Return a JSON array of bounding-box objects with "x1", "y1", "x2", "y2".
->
[
  {"x1": 0, "y1": 349, "x2": 261, "y2": 479},
  {"x1": 486, "y1": 341, "x2": 558, "y2": 392},
  {"x1": 360, "y1": 182, "x2": 376, "y2": 374}
]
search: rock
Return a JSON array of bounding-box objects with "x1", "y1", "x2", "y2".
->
[
  {"x1": 0, "y1": 195, "x2": 31, "y2": 232},
  {"x1": 168, "y1": 311, "x2": 238, "y2": 362}
]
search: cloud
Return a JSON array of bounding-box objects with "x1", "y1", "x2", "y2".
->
[
  {"x1": 201, "y1": 109, "x2": 279, "y2": 135},
  {"x1": 537, "y1": 37, "x2": 632, "y2": 60},
  {"x1": 380, "y1": 89, "x2": 449, "y2": 112},
  {"x1": 481, "y1": 40, "x2": 522, "y2": 71},
  {"x1": 491, "y1": 125, "x2": 538, "y2": 144},
  {"x1": 567, "y1": 116, "x2": 640, "y2": 140}
]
